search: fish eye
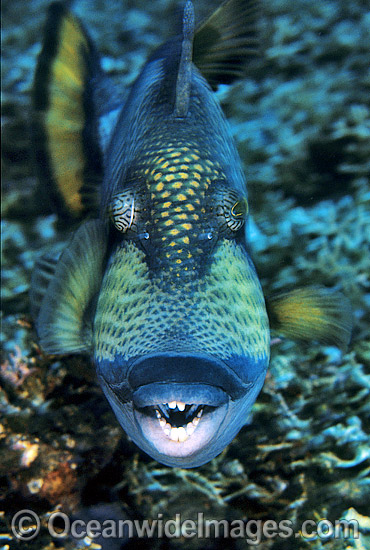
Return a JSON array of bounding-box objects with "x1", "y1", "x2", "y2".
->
[
  {"x1": 216, "y1": 188, "x2": 248, "y2": 233},
  {"x1": 109, "y1": 190, "x2": 138, "y2": 233},
  {"x1": 231, "y1": 199, "x2": 248, "y2": 219}
]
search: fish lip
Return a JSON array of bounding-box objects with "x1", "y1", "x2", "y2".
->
[
  {"x1": 132, "y1": 382, "x2": 229, "y2": 408},
  {"x1": 127, "y1": 352, "x2": 253, "y2": 400}
]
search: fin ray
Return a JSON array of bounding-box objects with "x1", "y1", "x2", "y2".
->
[
  {"x1": 30, "y1": 243, "x2": 67, "y2": 320},
  {"x1": 267, "y1": 287, "x2": 353, "y2": 349},
  {"x1": 174, "y1": 1, "x2": 195, "y2": 118},
  {"x1": 36, "y1": 220, "x2": 107, "y2": 355},
  {"x1": 193, "y1": 0, "x2": 260, "y2": 88},
  {"x1": 33, "y1": 2, "x2": 103, "y2": 219}
]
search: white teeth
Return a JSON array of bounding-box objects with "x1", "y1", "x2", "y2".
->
[
  {"x1": 156, "y1": 404, "x2": 204, "y2": 441},
  {"x1": 169, "y1": 426, "x2": 188, "y2": 442},
  {"x1": 186, "y1": 422, "x2": 195, "y2": 436},
  {"x1": 164, "y1": 401, "x2": 187, "y2": 411},
  {"x1": 177, "y1": 426, "x2": 187, "y2": 442}
]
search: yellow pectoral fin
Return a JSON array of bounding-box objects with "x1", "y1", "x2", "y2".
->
[
  {"x1": 36, "y1": 220, "x2": 107, "y2": 355},
  {"x1": 266, "y1": 286, "x2": 352, "y2": 349}
]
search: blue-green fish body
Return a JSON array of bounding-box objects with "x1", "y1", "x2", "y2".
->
[{"x1": 31, "y1": 0, "x2": 351, "y2": 467}]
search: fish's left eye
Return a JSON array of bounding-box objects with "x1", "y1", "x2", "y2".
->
[
  {"x1": 109, "y1": 190, "x2": 139, "y2": 233},
  {"x1": 216, "y1": 188, "x2": 248, "y2": 234}
]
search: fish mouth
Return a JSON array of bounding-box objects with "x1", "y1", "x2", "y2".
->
[
  {"x1": 98, "y1": 352, "x2": 256, "y2": 466},
  {"x1": 132, "y1": 383, "x2": 229, "y2": 459},
  {"x1": 126, "y1": 351, "x2": 247, "y2": 461},
  {"x1": 140, "y1": 401, "x2": 207, "y2": 442}
]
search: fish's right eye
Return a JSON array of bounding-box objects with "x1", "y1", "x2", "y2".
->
[{"x1": 109, "y1": 190, "x2": 139, "y2": 233}]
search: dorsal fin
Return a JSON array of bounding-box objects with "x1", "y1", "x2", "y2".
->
[
  {"x1": 174, "y1": 1, "x2": 195, "y2": 118},
  {"x1": 33, "y1": 2, "x2": 103, "y2": 220},
  {"x1": 193, "y1": 0, "x2": 260, "y2": 89}
]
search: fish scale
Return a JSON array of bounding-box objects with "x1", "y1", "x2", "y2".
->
[{"x1": 133, "y1": 141, "x2": 224, "y2": 278}]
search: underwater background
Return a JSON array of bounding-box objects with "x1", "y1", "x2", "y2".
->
[{"x1": 1, "y1": 0, "x2": 370, "y2": 548}]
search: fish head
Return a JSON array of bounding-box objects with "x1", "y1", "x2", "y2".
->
[{"x1": 94, "y1": 159, "x2": 270, "y2": 467}]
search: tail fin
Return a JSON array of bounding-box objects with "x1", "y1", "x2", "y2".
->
[
  {"x1": 33, "y1": 2, "x2": 103, "y2": 220},
  {"x1": 193, "y1": 0, "x2": 260, "y2": 88},
  {"x1": 174, "y1": 1, "x2": 195, "y2": 118}
]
